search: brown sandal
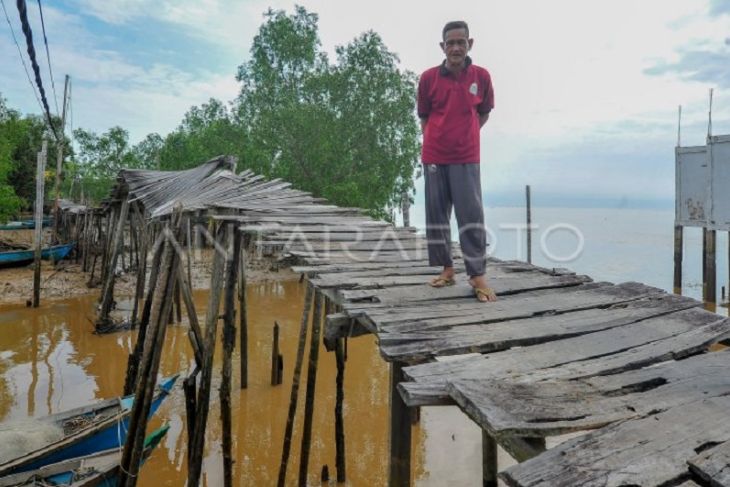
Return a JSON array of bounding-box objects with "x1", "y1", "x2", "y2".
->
[
  {"x1": 429, "y1": 276, "x2": 456, "y2": 288},
  {"x1": 474, "y1": 287, "x2": 497, "y2": 302}
]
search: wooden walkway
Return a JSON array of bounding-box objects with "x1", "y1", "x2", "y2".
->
[
  {"x1": 225, "y1": 209, "x2": 730, "y2": 487},
  {"x1": 110, "y1": 158, "x2": 730, "y2": 486}
]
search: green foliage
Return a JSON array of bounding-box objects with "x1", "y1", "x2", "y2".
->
[
  {"x1": 0, "y1": 94, "x2": 66, "y2": 222},
  {"x1": 233, "y1": 6, "x2": 420, "y2": 219},
  {"x1": 68, "y1": 126, "x2": 145, "y2": 202},
  {"x1": 157, "y1": 99, "x2": 243, "y2": 170},
  {"x1": 2, "y1": 7, "x2": 421, "y2": 219}
]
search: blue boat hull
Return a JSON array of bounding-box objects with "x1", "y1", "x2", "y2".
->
[
  {"x1": 0, "y1": 376, "x2": 177, "y2": 476},
  {"x1": 0, "y1": 243, "x2": 74, "y2": 269}
]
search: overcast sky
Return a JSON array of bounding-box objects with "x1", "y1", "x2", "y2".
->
[{"x1": 2, "y1": 0, "x2": 730, "y2": 206}]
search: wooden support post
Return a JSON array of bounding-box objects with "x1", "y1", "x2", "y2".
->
[
  {"x1": 177, "y1": 265, "x2": 204, "y2": 368},
  {"x1": 389, "y1": 361, "x2": 411, "y2": 487},
  {"x1": 525, "y1": 185, "x2": 532, "y2": 264},
  {"x1": 100, "y1": 210, "x2": 114, "y2": 284},
  {"x1": 335, "y1": 337, "x2": 347, "y2": 483},
  {"x1": 239, "y1": 235, "x2": 249, "y2": 389},
  {"x1": 187, "y1": 225, "x2": 228, "y2": 487},
  {"x1": 704, "y1": 228, "x2": 717, "y2": 303},
  {"x1": 119, "y1": 210, "x2": 182, "y2": 487},
  {"x1": 123, "y1": 231, "x2": 164, "y2": 396},
  {"x1": 482, "y1": 431, "x2": 498, "y2": 487},
  {"x1": 183, "y1": 373, "x2": 198, "y2": 464},
  {"x1": 32, "y1": 140, "x2": 47, "y2": 308},
  {"x1": 271, "y1": 322, "x2": 281, "y2": 386},
  {"x1": 221, "y1": 228, "x2": 242, "y2": 487},
  {"x1": 673, "y1": 225, "x2": 683, "y2": 292},
  {"x1": 97, "y1": 198, "x2": 130, "y2": 329},
  {"x1": 175, "y1": 280, "x2": 182, "y2": 323},
  {"x1": 131, "y1": 204, "x2": 148, "y2": 328},
  {"x1": 298, "y1": 289, "x2": 324, "y2": 486},
  {"x1": 401, "y1": 191, "x2": 410, "y2": 228},
  {"x1": 277, "y1": 283, "x2": 314, "y2": 487}
]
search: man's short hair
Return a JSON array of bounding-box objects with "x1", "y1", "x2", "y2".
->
[{"x1": 442, "y1": 21, "x2": 469, "y2": 41}]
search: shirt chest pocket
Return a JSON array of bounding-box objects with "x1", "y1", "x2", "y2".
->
[{"x1": 431, "y1": 81, "x2": 482, "y2": 114}]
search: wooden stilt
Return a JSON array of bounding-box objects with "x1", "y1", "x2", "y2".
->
[
  {"x1": 482, "y1": 431, "x2": 497, "y2": 487},
  {"x1": 177, "y1": 265, "x2": 204, "y2": 368},
  {"x1": 335, "y1": 337, "x2": 347, "y2": 483},
  {"x1": 183, "y1": 373, "x2": 198, "y2": 464},
  {"x1": 277, "y1": 283, "x2": 314, "y2": 487},
  {"x1": 389, "y1": 361, "x2": 411, "y2": 487},
  {"x1": 704, "y1": 228, "x2": 717, "y2": 303},
  {"x1": 123, "y1": 232, "x2": 165, "y2": 396},
  {"x1": 32, "y1": 141, "x2": 47, "y2": 308},
  {"x1": 271, "y1": 322, "x2": 281, "y2": 386},
  {"x1": 130, "y1": 204, "x2": 148, "y2": 328},
  {"x1": 526, "y1": 185, "x2": 532, "y2": 264},
  {"x1": 673, "y1": 225, "x2": 683, "y2": 293},
  {"x1": 298, "y1": 290, "x2": 324, "y2": 486},
  {"x1": 119, "y1": 210, "x2": 182, "y2": 487},
  {"x1": 187, "y1": 225, "x2": 228, "y2": 487},
  {"x1": 239, "y1": 235, "x2": 249, "y2": 389},
  {"x1": 97, "y1": 198, "x2": 130, "y2": 330},
  {"x1": 221, "y1": 229, "x2": 242, "y2": 487}
]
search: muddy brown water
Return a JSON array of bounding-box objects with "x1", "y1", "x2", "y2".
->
[{"x1": 1, "y1": 279, "x2": 478, "y2": 485}]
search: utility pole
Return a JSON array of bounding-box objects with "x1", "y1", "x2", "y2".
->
[{"x1": 53, "y1": 75, "x2": 70, "y2": 243}]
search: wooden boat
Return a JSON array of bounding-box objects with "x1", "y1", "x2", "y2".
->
[
  {"x1": 0, "y1": 376, "x2": 177, "y2": 477},
  {"x1": 0, "y1": 244, "x2": 74, "y2": 269},
  {"x1": 0, "y1": 424, "x2": 170, "y2": 486},
  {"x1": 0, "y1": 219, "x2": 52, "y2": 231}
]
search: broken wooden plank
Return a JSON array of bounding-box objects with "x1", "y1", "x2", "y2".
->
[
  {"x1": 401, "y1": 308, "x2": 728, "y2": 387},
  {"x1": 689, "y1": 440, "x2": 730, "y2": 487},
  {"x1": 500, "y1": 395, "x2": 730, "y2": 487},
  {"x1": 379, "y1": 293, "x2": 698, "y2": 362},
  {"x1": 446, "y1": 350, "x2": 730, "y2": 438},
  {"x1": 362, "y1": 282, "x2": 664, "y2": 332}
]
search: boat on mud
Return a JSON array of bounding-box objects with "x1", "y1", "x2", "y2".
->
[{"x1": 0, "y1": 243, "x2": 75, "y2": 269}]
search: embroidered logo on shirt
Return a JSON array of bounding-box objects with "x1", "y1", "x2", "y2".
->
[{"x1": 469, "y1": 82, "x2": 478, "y2": 95}]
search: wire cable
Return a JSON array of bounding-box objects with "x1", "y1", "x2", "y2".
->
[
  {"x1": 36, "y1": 0, "x2": 59, "y2": 116},
  {"x1": 1, "y1": 0, "x2": 44, "y2": 115},
  {"x1": 15, "y1": 0, "x2": 58, "y2": 140}
]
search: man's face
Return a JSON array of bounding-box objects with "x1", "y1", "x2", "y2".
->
[{"x1": 440, "y1": 28, "x2": 473, "y2": 66}]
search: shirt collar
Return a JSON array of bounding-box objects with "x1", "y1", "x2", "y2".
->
[{"x1": 439, "y1": 56, "x2": 472, "y2": 76}]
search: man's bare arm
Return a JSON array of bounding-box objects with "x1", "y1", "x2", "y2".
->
[
  {"x1": 479, "y1": 111, "x2": 490, "y2": 128},
  {"x1": 420, "y1": 117, "x2": 428, "y2": 132}
]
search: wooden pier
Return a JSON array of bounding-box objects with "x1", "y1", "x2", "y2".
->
[
  {"x1": 84, "y1": 156, "x2": 730, "y2": 486},
  {"x1": 230, "y1": 210, "x2": 730, "y2": 486}
]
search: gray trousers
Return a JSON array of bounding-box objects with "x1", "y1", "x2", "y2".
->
[{"x1": 424, "y1": 163, "x2": 487, "y2": 277}]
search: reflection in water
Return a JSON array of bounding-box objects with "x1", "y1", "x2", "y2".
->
[{"x1": 0, "y1": 280, "x2": 426, "y2": 485}]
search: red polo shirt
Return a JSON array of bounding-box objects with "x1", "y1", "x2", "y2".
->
[{"x1": 418, "y1": 57, "x2": 494, "y2": 164}]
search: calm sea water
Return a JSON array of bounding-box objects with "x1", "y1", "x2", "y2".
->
[{"x1": 409, "y1": 204, "x2": 729, "y2": 313}]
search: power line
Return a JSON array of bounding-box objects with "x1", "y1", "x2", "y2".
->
[
  {"x1": 36, "y1": 0, "x2": 59, "y2": 116},
  {"x1": 15, "y1": 0, "x2": 58, "y2": 140},
  {"x1": 1, "y1": 0, "x2": 44, "y2": 115}
]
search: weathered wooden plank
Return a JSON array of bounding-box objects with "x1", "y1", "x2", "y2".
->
[
  {"x1": 402, "y1": 308, "x2": 728, "y2": 384},
  {"x1": 333, "y1": 274, "x2": 590, "y2": 301},
  {"x1": 500, "y1": 395, "x2": 730, "y2": 487},
  {"x1": 446, "y1": 350, "x2": 730, "y2": 438},
  {"x1": 379, "y1": 293, "x2": 698, "y2": 362},
  {"x1": 267, "y1": 231, "x2": 419, "y2": 243},
  {"x1": 290, "y1": 250, "x2": 435, "y2": 263},
  {"x1": 689, "y1": 440, "x2": 730, "y2": 487},
  {"x1": 261, "y1": 239, "x2": 429, "y2": 253},
  {"x1": 361, "y1": 282, "x2": 664, "y2": 331}
]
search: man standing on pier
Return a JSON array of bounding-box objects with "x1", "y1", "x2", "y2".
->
[{"x1": 417, "y1": 20, "x2": 497, "y2": 302}]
